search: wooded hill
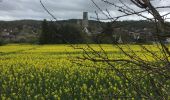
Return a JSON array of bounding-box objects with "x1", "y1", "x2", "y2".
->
[{"x1": 0, "y1": 19, "x2": 157, "y2": 44}]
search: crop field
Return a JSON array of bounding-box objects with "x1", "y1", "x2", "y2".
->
[{"x1": 0, "y1": 44, "x2": 169, "y2": 99}]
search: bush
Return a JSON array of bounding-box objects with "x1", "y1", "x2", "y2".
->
[{"x1": 0, "y1": 39, "x2": 6, "y2": 46}]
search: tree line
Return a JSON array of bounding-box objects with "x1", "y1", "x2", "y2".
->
[
  {"x1": 39, "y1": 19, "x2": 115, "y2": 44},
  {"x1": 0, "y1": 19, "x2": 158, "y2": 45},
  {"x1": 39, "y1": 19, "x2": 157, "y2": 44}
]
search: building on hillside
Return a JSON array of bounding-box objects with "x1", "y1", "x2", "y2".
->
[
  {"x1": 117, "y1": 36, "x2": 123, "y2": 44},
  {"x1": 0, "y1": 29, "x2": 15, "y2": 41},
  {"x1": 82, "y1": 12, "x2": 91, "y2": 35},
  {"x1": 129, "y1": 32, "x2": 140, "y2": 40},
  {"x1": 19, "y1": 25, "x2": 33, "y2": 35},
  {"x1": 113, "y1": 28, "x2": 130, "y2": 43},
  {"x1": 82, "y1": 12, "x2": 88, "y2": 28}
]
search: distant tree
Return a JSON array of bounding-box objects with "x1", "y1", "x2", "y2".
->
[
  {"x1": 48, "y1": 22, "x2": 63, "y2": 44},
  {"x1": 39, "y1": 20, "x2": 88, "y2": 44},
  {"x1": 97, "y1": 22, "x2": 114, "y2": 43},
  {"x1": 102, "y1": 22, "x2": 113, "y2": 35},
  {"x1": 0, "y1": 38, "x2": 6, "y2": 46},
  {"x1": 39, "y1": 19, "x2": 49, "y2": 44},
  {"x1": 59, "y1": 24, "x2": 87, "y2": 44}
]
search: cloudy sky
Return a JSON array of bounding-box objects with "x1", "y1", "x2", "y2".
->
[{"x1": 0, "y1": 0, "x2": 170, "y2": 21}]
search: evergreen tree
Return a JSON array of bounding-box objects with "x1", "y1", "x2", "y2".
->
[
  {"x1": 102, "y1": 22, "x2": 113, "y2": 36},
  {"x1": 97, "y1": 22, "x2": 114, "y2": 43},
  {"x1": 39, "y1": 19, "x2": 49, "y2": 44},
  {"x1": 59, "y1": 24, "x2": 87, "y2": 44}
]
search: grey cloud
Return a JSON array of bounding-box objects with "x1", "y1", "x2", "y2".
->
[{"x1": 0, "y1": 0, "x2": 169, "y2": 21}]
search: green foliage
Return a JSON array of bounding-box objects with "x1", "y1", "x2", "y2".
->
[
  {"x1": 39, "y1": 19, "x2": 50, "y2": 44},
  {"x1": 96, "y1": 22, "x2": 114, "y2": 44},
  {"x1": 0, "y1": 20, "x2": 160, "y2": 44},
  {"x1": 39, "y1": 20, "x2": 89, "y2": 44},
  {"x1": 58, "y1": 24, "x2": 88, "y2": 44},
  {"x1": 0, "y1": 38, "x2": 6, "y2": 46},
  {"x1": 102, "y1": 22, "x2": 113, "y2": 35}
]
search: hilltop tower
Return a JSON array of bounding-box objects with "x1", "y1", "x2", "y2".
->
[
  {"x1": 82, "y1": 12, "x2": 91, "y2": 34},
  {"x1": 82, "y1": 12, "x2": 88, "y2": 28}
]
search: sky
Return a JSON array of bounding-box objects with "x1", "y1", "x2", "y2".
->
[{"x1": 0, "y1": 0, "x2": 170, "y2": 21}]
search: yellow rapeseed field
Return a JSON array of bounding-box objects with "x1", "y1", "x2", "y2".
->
[{"x1": 0, "y1": 44, "x2": 169, "y2": 99}]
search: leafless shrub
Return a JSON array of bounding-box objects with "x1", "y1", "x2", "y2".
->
[{"x1": 40, "y1": 0, "x2": 170, "y2": 99}]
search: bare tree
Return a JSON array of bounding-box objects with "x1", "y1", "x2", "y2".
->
[
  {"x1": 72, "y1": 0, "x2": 170, "y2": 99},
  {"x1": 40, "y1": 0, "x2": 170, "y2": 99}
]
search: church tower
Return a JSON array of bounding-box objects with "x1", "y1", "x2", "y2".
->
[
  {"x1": 82, "y1": 12, "x2": 88, "y2": 28},
  {"x1": 82, "y1": 12, "x2": 91, "y2": 34}
]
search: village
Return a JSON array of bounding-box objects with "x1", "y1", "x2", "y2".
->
[{"x1": 0, "y1": 12, "x2": 167, "y2": 44}]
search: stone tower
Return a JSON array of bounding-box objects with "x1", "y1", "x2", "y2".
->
[{"x1": 82, "y1": 12, "x2": 88, "y2": 28}]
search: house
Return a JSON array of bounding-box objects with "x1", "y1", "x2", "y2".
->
[{"x1": 0, "y1": 30, "x2": 15, "y2": 41}]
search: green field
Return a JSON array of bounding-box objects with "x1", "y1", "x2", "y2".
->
[{"x1": 0, "y1": 44, "x2": 169, "y2": 99}]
